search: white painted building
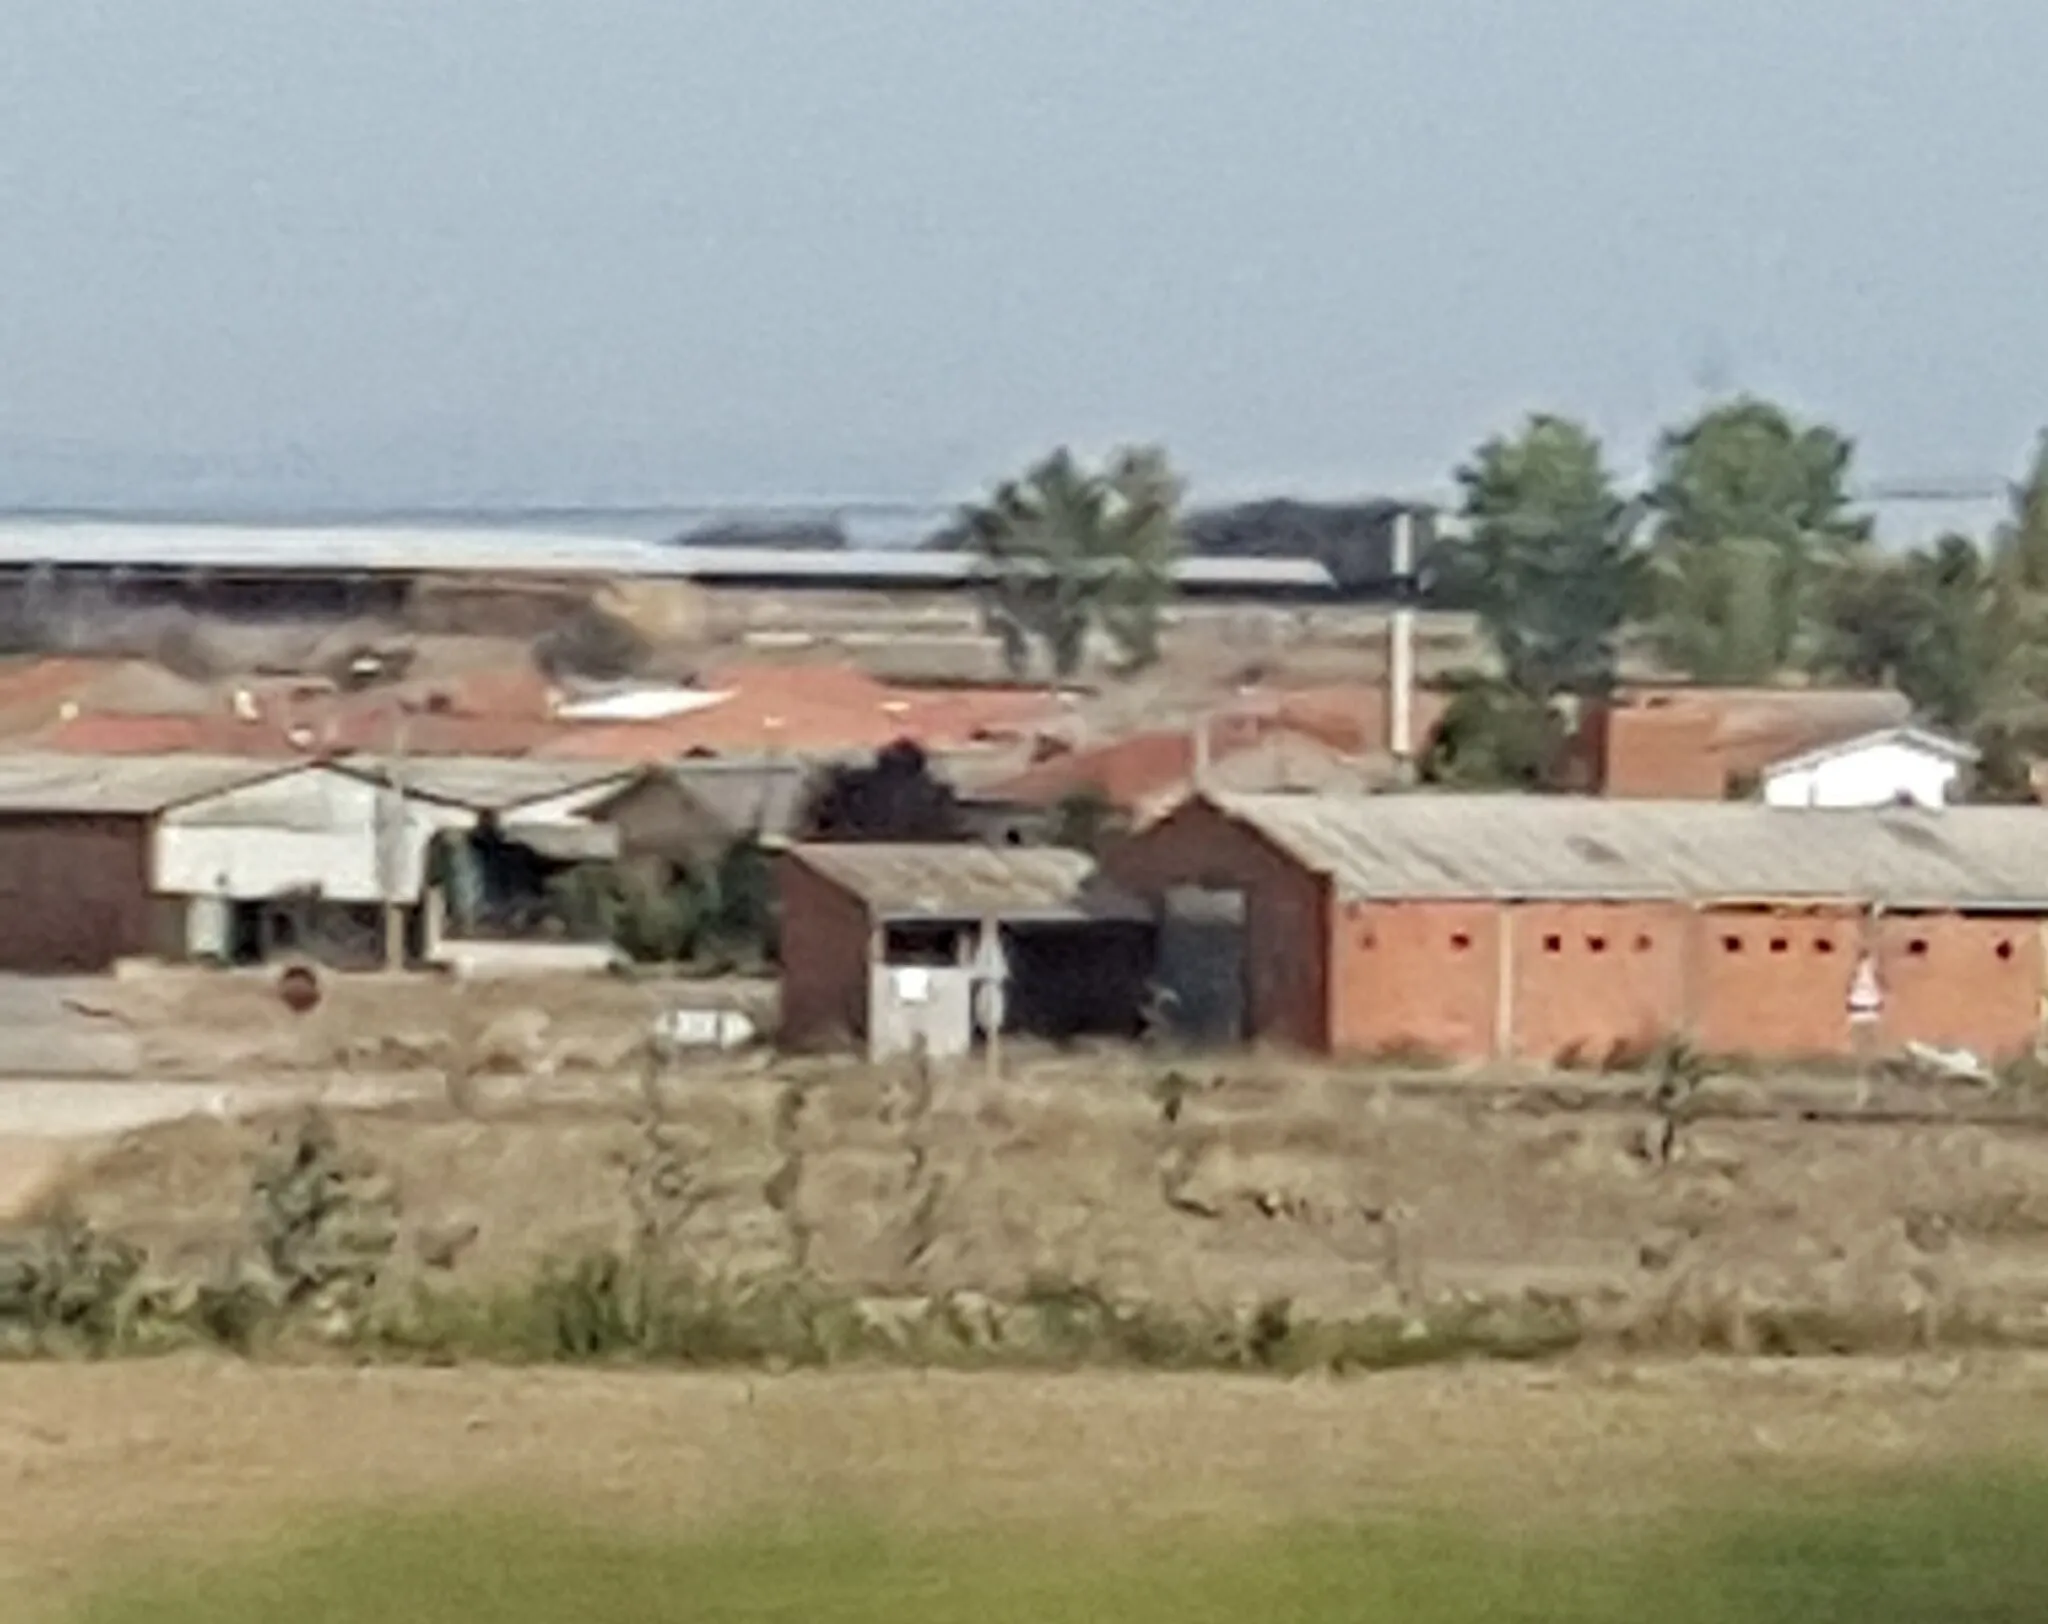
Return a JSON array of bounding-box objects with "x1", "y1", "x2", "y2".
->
[
  {"x1": 155, "y1": 757, "x2": 637, "y2": 968},
  {"x1": 1759, "y1": 726, "x2": 1979, "y2": 811},
  {"x1": 158, "y1": 763, "x2": 472, "y2": 905},
  {"x1": 157, "y1": 763, "x2": 479, "y2": 962}
]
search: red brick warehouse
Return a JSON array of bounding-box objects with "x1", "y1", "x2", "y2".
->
[{"x1": 1107, "y1": 793, "x2": 2048, "y2": 1065}]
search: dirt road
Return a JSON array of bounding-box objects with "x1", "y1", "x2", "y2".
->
[
  {"x1": 0, "y1": 1077, "x2": 424, "y2": 1217},
  {"x1": 0, "y1": 979, "x2": 139, "y2": 1080}
]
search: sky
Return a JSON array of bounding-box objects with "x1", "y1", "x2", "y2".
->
[{"x1": 1, "y1": 1, "x2": 2045, "y2": 520}]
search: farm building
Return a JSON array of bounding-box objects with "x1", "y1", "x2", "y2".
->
[
  {"x1": 778, "y1": 843, "x2": 1151, "y2": 1058},
  {"x1": 0, "y1": 755, "x2": 296, "y2": 972},
  {"x1": 1106, "y1": 792, "x2": 2048, "y2": 1065},
  {"x1": 0, "y1": 753, "x2": 642, "y2": 974},
  {"x1": 154, "y1": 760, "x2": 483, "y2": 968},
  {"x1": 334, "y1": 758, "x2": 638, "y2": 973},
  {"x1": 1758, "y1": 725, "x2": 1979, "y2": 810},
  {"x1": 578, "y1": 759, "x2": 809, "y2": 868}
]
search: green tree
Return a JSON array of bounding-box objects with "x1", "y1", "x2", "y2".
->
[
  {"x1": 1982, "y1": 432, "x2": 2048, "y2": 717},
  {"x1": 1418, "y1": 676, "x2": 1565, "y2": 791},
  {"x1": 961, "y1": 446, "x2": 1184, "y2": 680},
  {"x1": 1816, "y1": 535, "x2": 1997, "y2": 732},
  {"x1": 1648, "y1": 397, "x2": 1870, "y2": 682},
  {"x1": 1996, "y1": 430, "x2": 2048, "y2": 594},
  {"x1": 1453, "y1": 415, "x2": 1642, "y2": 700}
]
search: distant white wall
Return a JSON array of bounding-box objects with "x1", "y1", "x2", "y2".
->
[
  {"x1": 1762, "y1": 740, "x2": 1963, "y2": 810},
  {"x1": 155, "y1": 766, "x2": 474, "y2": 902}
]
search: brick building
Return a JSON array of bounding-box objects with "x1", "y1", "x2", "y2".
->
[
  {"x1": 1107, "y1": 792, "x2": 2048, "y2": 1064},
  {"x1": 779, "y1": 843, "x2": 1151, "y2": 1056},
  {"x1": 1574, "y1": 685, "x2": 1912, "y2": 800},
  {"x1": 0, "y1": 755, "x2": 296, "y2": 972}
]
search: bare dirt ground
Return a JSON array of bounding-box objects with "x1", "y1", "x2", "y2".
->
[
  {"x1": 0, "y1": 978, "x2": 140, "y2": 1079},
  {"x1": 99, "y1": 967, "x2": 770, "y2": 1081},
  {"x1": 5, "y1": 1355, "x2": 2048, "y2": 1613}
]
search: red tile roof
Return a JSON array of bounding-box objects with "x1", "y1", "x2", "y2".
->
[
  {"x1": 987, "y1": 684, "x2": 1449, "y2": 812},
  {"x1": 0, "y1": 658, "x2": 125, "y2": 736},
  {"x1": 990, "y1": 716, "x2": 1375, "y2": 813},
  {"x1": 541, "y1": 664, "x2": 1059, "y2": 762},
  {"x1": 34, "y1": 688, "x2": 565, "y2": 758}
]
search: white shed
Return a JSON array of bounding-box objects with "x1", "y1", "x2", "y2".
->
[
  {"x1": 1759, "y1": 725, "x2": 1979, "y2": 810},
  {"x1": 156, "y1": 763, "x2": 476, "y2": 962},
  {"x1": 158, "y1": 763, "x2": 476, "y2": 902}
]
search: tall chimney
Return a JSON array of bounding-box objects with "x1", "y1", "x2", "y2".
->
[{"x1": 1387, "y1": 507, "x2": 1418, "y2": 780}]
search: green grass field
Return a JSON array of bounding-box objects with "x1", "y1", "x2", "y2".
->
[{"x1": 65, "y1": 1471, "x2": 2048, "y2": 1624}]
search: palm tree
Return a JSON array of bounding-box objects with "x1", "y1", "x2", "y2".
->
[{"x1": 960, "y1": 446, "x2": 1184, "y2": 681}]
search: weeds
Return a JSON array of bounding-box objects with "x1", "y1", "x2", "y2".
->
[
  {"x1": 0, "y1": 1204, "x2": 143, "y2": 1355},
  {"x1": 369, "y1": 1263, "x2": 1587, "y2": 1374},
  {"x1": 1649, "y1": 1035, "x2": 1711, "y2": 1165},
  {"x1": 1151, "y1": 1068, "x2": 1216, "y2": 1217},
  {"x1": 249, "y1": 1109, "x2": 401, "y2": 1322},
  {"x1": 887, "y1": 1051, "x2": 945, "y2": 1289},
  {"x1": 763, "y1": 1080, "x2": 814, "y2": 1271}
]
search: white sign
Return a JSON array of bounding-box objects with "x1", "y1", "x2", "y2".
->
[
  {"x1": 652, "y1": 1008, "x2": 758, "y2": 1051},
  {"x1": 974, "y1": 978, "x2": 1008, "y2": 1033},
  {"x1": 1847, "y1": 954, "x2": 1884, "y2": 1024},
  {"x1": 972, "y1": 932, "x2": 1010, "y2": 983}
]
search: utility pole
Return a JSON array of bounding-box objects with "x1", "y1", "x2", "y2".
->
[
  {"x1": 1387, "y1": 506, "x2": 1419, "y2": 784},
  {"x1": 380, "y1": 691, "x2": 409, "y2": 971}
]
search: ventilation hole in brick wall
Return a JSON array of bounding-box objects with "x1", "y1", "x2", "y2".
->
[
  {"x1": 1815, "y1": 939, "x2": 1837, "y2": 955},
  {"x1": 1770, "y1": 937, "x2": 1790, "y2": 955},
  {"x1": 1907, "y1": 939, "x2": 1930, "y2": 958},
  {"x1": 1998, "y1": 940, "x2": 2016, "y2": 961},
  {"x1": 1722, "y1": 935, "x2": 1744, "y2": 954},
  {"x1": 1543, "y1": 934, "x2": 1563, "y2": 954},
  {"x1": 1634, "y1": 934, "x2": 1654, "y2": 952},
  {"x1": 1450, "y1": 932, "x2": 1472, "y2": 952},
  {"x1": 1587, "y1": 936, "x2": 1608, "y2": 954}
]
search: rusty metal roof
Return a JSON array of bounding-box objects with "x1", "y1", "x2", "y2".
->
[
  {"x1": 791, "y1": 843, "x2": 1146, "y2": 922},
  {"x1": 1211, "y1": 792, "x2": 2048, "y2": 910}
]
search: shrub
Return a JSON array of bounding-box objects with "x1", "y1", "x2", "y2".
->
[{"x1": 534, "y1": 605, "x2": 649, "y2": 681}]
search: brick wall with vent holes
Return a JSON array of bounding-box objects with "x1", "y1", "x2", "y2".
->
[
  {"x1": 1505, "y1": 902, "x2": 1692, "y2": 1065},
  {"x1": 1333, "y1": 900, "x2": 1501, "y2": 1059},
  {"x1": 1693, "y1": 906, "x2": 2041, "y2": 1061},
  {"x1": 1110, "y1": 809, "x2": 2048, "y2": 1064}
]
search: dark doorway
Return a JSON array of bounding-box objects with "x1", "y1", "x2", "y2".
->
[{"x1": 1156, "y1": 886, "x2": 1247, "y2": 1044}]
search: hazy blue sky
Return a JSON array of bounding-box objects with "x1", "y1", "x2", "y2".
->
[{"x1": 1, "y1": 1, "x2": 2045, "y2": 512}]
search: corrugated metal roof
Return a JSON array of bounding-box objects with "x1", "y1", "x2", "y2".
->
[
  {"x1": 1211, "y1": 792, "x2": 2048, "y2": 909},
  {"x1": 792, "y1": 843, "x2": 1146, "y2": 921},
  {"x1": 0, "y1": 753, "x2": 293, "y2": 815},
  {"x1": 669, "y1": 759, "x2": 810, "y2": 839},
  {"x1": 0, "y1": 523, "x2": 1336, "y2": 593},
  {"x1": 340, "y1": 756, "x2": 638, "y2": 813}
]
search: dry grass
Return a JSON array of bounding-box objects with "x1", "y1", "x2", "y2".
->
[
  {"x1": 9, "y1": 1355, "x2": 2048, "y2": 1613},
  {"x1": 33, "y1": 1049, "x2": 2048, "y2": 1351},
  {"x1": 18, "y1": 1052, "x2": 2048, "y2": 1614}
]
